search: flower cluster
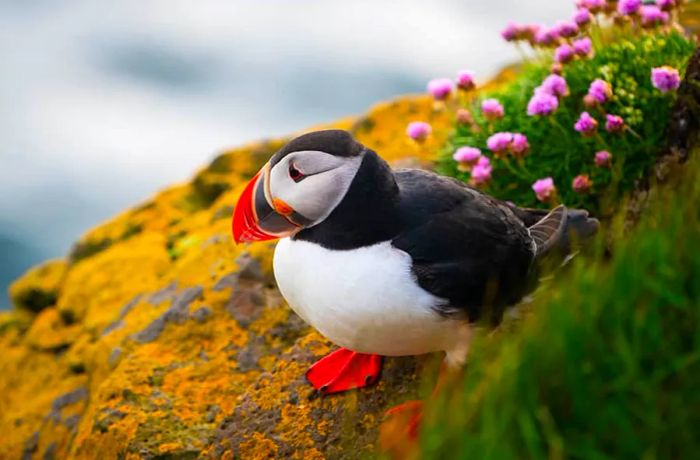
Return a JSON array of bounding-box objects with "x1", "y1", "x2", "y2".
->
[
  {"x1": 406, "y1": 121, "x2": 432, "y2": 143},
  {"x1": 532, "y1": 177, "x2": 556, "y2": 202},
  {"x1": 424, "y1": 70, "x2": 479, "y2": 102},
  {"x1": 427, "y1": 78, "x2": 453, "y2": 101},
  {"x1": 482, "y1": 99, "x2": 505, "y2": 121},
  {"x1": 605, "y1": 114, "x2": 625, "y2": 133},
  {"x1": 574, "y1": 111, "x2": 598, "y2": 136},
  {"x1": 595, "y1": 150, "x2": 612, "y2": 167},
  {"x1": 456, "y1": 70, "x2": 476, "y2": 91},
  {"x1": 572, "y1": 174, "x2": 592, "y2": 193},
  {"x1": 453, "y1": 145, "x2": 493, "y2": 184},
  {"x1": 500, "y1": 0, "x2": 674, "y2": 70},
  {"x1": 585, "y1": 79, "x2": 613, "y2": 106},
  {"x1": 528, "y1": 74, "x2": 570, "y2": 117},
  {"x1": 640, "y1": 5, "x2": 670, "y2": 28},
  {"x1": 442, "y1": 0, "x2": 687, "y2": 209},
  {"x1": 484, "y1": 132, "x2": 531, "y2": 159},
  {"x1": 453, "y1": 146, "x2": 481, "y2": 171},
  {"x1": 471, "y1": 156, "x2": 493, "y2": 185},
  {"x1": 617, "y1": 0, "x2": 641, "y2": 16},
  {"x1": 651, "y1": 66, "x2": 681, "y2": 93}
]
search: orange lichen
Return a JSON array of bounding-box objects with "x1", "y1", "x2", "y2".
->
[{"x1": 238, "y1": 432, "x2": 279, "y2": 458}]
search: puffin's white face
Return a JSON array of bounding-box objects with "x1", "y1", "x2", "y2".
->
[
  {"x1": 268, "y1": 150, "x2": 363, "y2": 227},
  {"x1": 232, "y1": 148, "x2": 363, "y2": 243}
]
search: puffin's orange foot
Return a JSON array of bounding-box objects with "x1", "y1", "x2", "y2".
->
[
  {"x1": 384, "y1": 400, "x2": 424, "y2": 440},
  {"x1": 306, "y1": 348, "x2": 382, "y2": 394}
]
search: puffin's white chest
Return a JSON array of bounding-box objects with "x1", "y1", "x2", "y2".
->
[{"x1": 272, "y1": 238, "x2": 459, "y2": 356}]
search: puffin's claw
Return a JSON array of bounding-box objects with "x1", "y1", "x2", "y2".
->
[
  {"x1": 379, "y1": 399, "x2": 424, "y2": 455},
  {"x1": 306, "y1": 348, "x2": 383, "y2": 394}
]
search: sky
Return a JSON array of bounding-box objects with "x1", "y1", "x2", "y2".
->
[{"x1": 0, "y1": 0, "x2": 573, "y2": 308}]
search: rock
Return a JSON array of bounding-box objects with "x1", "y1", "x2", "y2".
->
[
  {"x1": 47, "y1": 387, "x2": 88, "y2": 423},
  {"x1": 191, "y1": 306, "x2": 212, "y2": 323},
  {"x1": 21, "y1": 431, "x2": 39, "y2": 460},
  {"x1": 108, "y1": 347, "x2": 122, "y2": 368},
  {"x1": 132, "y1": 286, "x2": 203, "y2": 343},
  {"x1": 147, "y1": 283, "x2": 178, "y2": 306},
  {"x1": 43, "y1": 442, "x2": 57, "y2": 460}
]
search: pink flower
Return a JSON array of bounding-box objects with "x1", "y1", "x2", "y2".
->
[
  {"x1": 641, "y1": 5, "x2": 670, "y2": 27},
  {"x1": 573, "y1": 8, "x2": 593, "y2": 26},
  {"x1": 406, "y1": 121, "x2": 432, "y2": 142},
  {"x1": 453, "y1": 146, "x2": 482, "y2": 164},
  {"x1": 456, "y1": 70, "x2": 476, "y2": 91},
  {"x1": 523, "y1": 25, "x2": 542, "y2": 45},
  {"x1": 554, "y1": 44, "x2": 575, "y2": 64},
  {"x1": 541, "y1": 74, "x2": 569, "y2": 97},
  {"x1": 427, "y1": 78, "x2": 453, "y2": 101},
  {"x1": 577, "y1": 0, "x2": 605, "y2": 13},
  {"x1": 471, "y1": 156, "x2": 493, "y2": 185},
  {"x1": 501, "y1": 22, "x2": 521, "y2": 41},
  {"x1": 605, "y1": 114, "x2": 625, "y2": 133},
  {"x1": 574, "y1": 112, "x2": 599, "y2": 135},
  {"x1": 510, "y1": 133, "x2": 530, "y2": 158},
  {"x1": 532, "y1": 177, "x2": 556, "y2": 202},
  {"x1": 657, "y1": 0, "x2": 675, "y2": 12},
  {"x1": 456, "y1": 109, "x2": 475, "y2": 125},
  {"x1": 572, "y1": 175, "x2": 593, "y2": 193},
  {"x1": 556, "y1": 21, "x2": 579, "y2": 38},
  {"x1": 651, "y1": 66, "x2": 681, "y2": 93},
  {"x1": 594, "y1": 150, "x2": 612, "y2": 167},
  {"x1": 618, "y1": 0, "x2": 641, "y2": 16},
  {"x1": 573, "y1": 37, "x2": 593, "y2": 57},
  {"x1": 587, "y1": 79, "x2": 613, "y2": 104},
  {"x1": 487, "y1": 132, "x2": 513, "y2": 154},
  {"x1": 527, "y1": 92, "x2": 559, "y2": 116},
  {"x1": 535, "y1": 27, "x2": 560, "y2": 47},
  {"x1": 482, "y1": 99, "x2": 505, "y2": 121}
]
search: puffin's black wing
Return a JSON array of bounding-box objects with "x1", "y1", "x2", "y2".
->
[{"x1": 391, "y1": 169, "x2": 537, "y2": 324}]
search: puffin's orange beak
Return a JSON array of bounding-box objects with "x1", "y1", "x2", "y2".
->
[{"x1": 232, "y1": 163, "x2": 302, "y2": 244}]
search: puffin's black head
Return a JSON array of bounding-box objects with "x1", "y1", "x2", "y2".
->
[{"x1": 232, "y1": 130, "x2": 367, "y2": 243}]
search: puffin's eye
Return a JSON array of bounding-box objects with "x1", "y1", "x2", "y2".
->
[{"x1": 288, "y1": 163, "x2": 304, "y2": 182}]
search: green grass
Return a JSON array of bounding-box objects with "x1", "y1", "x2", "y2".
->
[
  {"x1": 421, "y1": 152, "x2": 700, "y2": 459},
  {"x1": 438, "y1": 30, "x2": 695, "y2": 215}
]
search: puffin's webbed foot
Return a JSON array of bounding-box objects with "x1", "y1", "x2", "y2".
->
[{"x1": 306, "y1": 348, "x2": 383, "y2": 394}]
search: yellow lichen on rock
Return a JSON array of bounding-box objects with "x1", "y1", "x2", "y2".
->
[
  {"x1": 9, "y1": 259, "x2": 67, "y2": 313},
  {"x1": 0, "y1": 91, "x2": 453, "y2": 459}
]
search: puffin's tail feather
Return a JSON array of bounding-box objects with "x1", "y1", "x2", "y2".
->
[
  {"x1": 529, "y1": 205, "x2": 567, "y2": 257},
  {"x1": 564, "y1": 208, "x2": 600, "y2": 241},
  {"x1": 527, "y1": 205, "x2": 600, "y2": 258}
]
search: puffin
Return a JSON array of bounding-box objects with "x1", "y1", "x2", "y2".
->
[{"x1": 232, "y1": 129, "x2": 598, "y2": 395}]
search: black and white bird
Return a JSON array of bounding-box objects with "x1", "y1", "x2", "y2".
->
[{"x1": 232, "y1": 129, "x2": 598, "y2": 394}]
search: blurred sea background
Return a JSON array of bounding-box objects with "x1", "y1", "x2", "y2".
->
[{"x1": 0, "y1": 0, "x2": 570, "y2": 308}]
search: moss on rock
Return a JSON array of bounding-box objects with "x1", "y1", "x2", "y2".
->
[{"x1": 9, "y1": 260, "x2": 66, "y2": 313}]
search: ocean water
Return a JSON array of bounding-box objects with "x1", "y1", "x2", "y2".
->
[{"x1": 0, "y1": 0, "x2": 571, "y2": 308}]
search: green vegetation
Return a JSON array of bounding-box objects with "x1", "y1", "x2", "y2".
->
[
  {"x1": 438, "y1": 31, "x2": 695, "y2": 214},
  {"x1": 422, "y1": 149, "x2": 700, "y2": 458}
]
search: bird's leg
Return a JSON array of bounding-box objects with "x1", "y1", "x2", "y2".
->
[
  {"x1": 306, "y1": 348, "x2": 383, "y2": 394},
  {"x1": 382, "y1": 324, "x2": 472, "y2": 443},
  {"x1": 380, "y1": 362, "x2": 449, "y2": 443}
]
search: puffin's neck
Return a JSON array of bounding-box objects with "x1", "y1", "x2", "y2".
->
[{"x1": 293, "y1": 149, "x2": 401, "y2": 250}]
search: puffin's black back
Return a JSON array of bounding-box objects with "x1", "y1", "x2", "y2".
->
[
  {"x1": 390, "y1": 169, "x2": 536, "y2": 324},
  {"x1": 288, "y1": 131, "x2": 538, "y2": 325}
]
